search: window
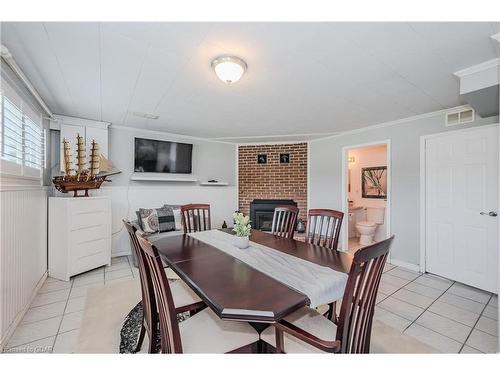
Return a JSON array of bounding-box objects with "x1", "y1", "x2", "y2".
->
[{"x1": 0, "y1": 80, "x2": 45, "y2": 178}]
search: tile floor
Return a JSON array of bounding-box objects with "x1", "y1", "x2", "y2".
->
[{"x1": 2, "y1": 257, "x2": 498, "y2": 354}]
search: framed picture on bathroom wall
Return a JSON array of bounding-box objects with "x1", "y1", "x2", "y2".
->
[{"x1": 361, "y1": 166, "x2": 387, "y2": 199}]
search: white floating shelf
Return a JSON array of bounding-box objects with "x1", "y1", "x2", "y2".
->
[
  {"x1": 131, "y1": 173, "x2": 198, "y2": 182},
  {"x1": 200, "y1": 181, "x2": 229, "y2": 186}
]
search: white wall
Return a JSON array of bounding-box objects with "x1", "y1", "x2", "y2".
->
[
  {"x1": 54, "y1": 125, "x2": 239, "y2": 256},
  {"x1": 309, "y1": 110, "x2": 499, "y2": 267}
]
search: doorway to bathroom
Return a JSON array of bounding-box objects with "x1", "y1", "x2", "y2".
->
[{"x1": 341, "y1": 140, "x2": 391, "y2": 256}]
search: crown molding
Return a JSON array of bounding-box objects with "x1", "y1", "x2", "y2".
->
[{"x1": 454, "y1": 58, "x2": 500, "y2": 78}]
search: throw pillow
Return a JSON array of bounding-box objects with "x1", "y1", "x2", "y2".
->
[
  {"x1": 163, "y1": 205, "x2": 183, "y2": 231},
  {"x1": 138, "y1": 208, "x2": 159, "y2": 233}
]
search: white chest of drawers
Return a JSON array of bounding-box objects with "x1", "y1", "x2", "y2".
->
[{"x1": 48, "y1": 196, "x2": 111, "y2": 281}]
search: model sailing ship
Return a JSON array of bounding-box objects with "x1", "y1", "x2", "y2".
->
[{"x1": 52, "y1": 134, "x2": 120, "y2": 197}]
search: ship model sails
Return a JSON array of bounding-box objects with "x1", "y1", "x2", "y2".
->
[{"x1": 53, "y1": 134, "x2": 120, "y2": 197}]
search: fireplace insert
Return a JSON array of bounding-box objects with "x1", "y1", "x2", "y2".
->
[{"x1": 249, "y1": 199, "x2": 297, "y2": 231}]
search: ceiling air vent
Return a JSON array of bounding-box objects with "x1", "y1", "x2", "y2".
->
[{"x1": 446, "y1": 108, "x2": 475, "y2": 127}]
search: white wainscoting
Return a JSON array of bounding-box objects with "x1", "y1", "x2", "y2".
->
[
  {"x1": 0, "y1": 186, "x2": 48, "y2": 349},
  {"x1": 92, "y1": 185, "x2": 238, "y2": 257}
]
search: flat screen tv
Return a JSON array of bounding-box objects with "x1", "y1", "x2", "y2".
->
[{"x1": 134, "y1": 138, "x2": 193, "y2": 174}]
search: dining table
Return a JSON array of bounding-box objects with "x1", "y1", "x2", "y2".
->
[{"x1": 152, "y1": 228, "x2": 354, "y2": 324}]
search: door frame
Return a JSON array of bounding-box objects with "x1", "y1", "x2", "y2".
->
[
  {"x1": 419, "y1": 123, "x2": 500, "y2": 274},
  {"x1": 341, "y1": 139, "x2": 391, "y2": 260}
]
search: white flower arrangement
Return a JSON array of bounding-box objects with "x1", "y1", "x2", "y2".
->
[{"x1": 233, "y1": 212, "x2": 251, "y2": 237}]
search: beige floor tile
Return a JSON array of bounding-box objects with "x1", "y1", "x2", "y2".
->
[
  {"x1": 52, "y1": 329, "x2": 81, "y2": 353},
  {"x1": 392, "y1": 289, "x2": 435, "y2": 309},
  {"x1": 65, "y1": 296, "x2": 86, "y2": 314},
  {"x1": 482, "y1": 305, "x2": 498, "y2": 320},
  {"x1": 39, "y1": 279, "x2": 72, "y2": 294},
  {"x1": 448, "y1": 283, "x2": 491, "y2": 304},
  {"x1": 111, "y1": 256, "x2": 129, "y2": 265},
  {"x1": 465, "y1": 329, "x2": 498, "y2": 353},
  {"x1": 488, "y1": 295, "x2": 497, "y2": 308},
  {"x1": 6, "y1": 316, "x2": 62, "y2": 348},
  {"x1": 438, "y1": 292, "x2": 485, "y2": 314},
  {"x1": 460, "y1": 345, "x2": 483, "y2": 354},
  {"x1": 31, "y1": 289, "x2": 70, "y2": 308},
  {"x1": 405, "y1": 324, "x2": 462, "y2": 353},
  {"x1": 403, "y1": 282, "x2": 444, "y2": 299},
  {"x1": 376, "y1": 292, "x2": 389, "y2": 304},
  {"x1": 105, "y1": 261, "x2": 131, "y2": 272},
  {"x1": 428, "y1": 301, "x2": 480, "y2": 327},
  {"x1": 3, "y1": 336, "x2": 55, "y2": 354},
  {"x1": 386, "y1": 268, "x2": 421, "y2": 281},
  {"x1": 21, "y1": 301, "x2": 66, "y2": 325},
  {"x1": 69, "y1": 281, "x2": 103, "y2": 299},
  {"x1": 381, "y1": 274, "x2": 410, "y2": 288},
  {"x1": 374, "y1": 307, "x2": 412, "y2": 332},
  {"x1": 413, "y1": 274, "x2": 453, "y2": 291},
  {"x1": 72, "y1": 273, "x2": 104, "y2": 287},
  {"x1": 60, "y1": 311, "x2": 84, "y2": 333},
  {"x1": 105, "y1": 268, "x2": 133, "y2": 281},
  {"x1": 476, "y1": 315, "x2": 498, "y2": 336},
  {"x1": 415, "y1": 311, "x2": 472, "y2": 343},
  {"x1": 378, "y1": 280, "x2": 401, "y2": 296},
  {"x1": 383, "y1": 263, "x2": 396, "y2": 273},
  {"x1": 378, "y1": 297, "x2": 424, "y2": 321}
]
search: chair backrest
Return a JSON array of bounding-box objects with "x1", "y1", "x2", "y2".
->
[
  {"x1": 123, "y1": 220, "x2": 157, "y2": 336},
  {"x1": 136, "y1": 233, "x2": 183, "y2": 353},
  {"x1": 271, "y1": 206, "x2": 299, "y2": 239},
  {"x1": 180, "y1": 204, "x2": 211, "y2": 234},
  {"x1": 305, "y1": 209, "x2": 344, "y2": 250},
  {"x1": 336, "y1": 235, "x2": 394, "y2": 353}
]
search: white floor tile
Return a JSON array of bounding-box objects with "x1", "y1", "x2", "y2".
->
[
  {"x1": 3, "y1": 336, "x2": 55, "y2": 354},
  {"x1": 31, "y1": 289, "x2": 70, "y2": 308},
  {"x1": 413, "y1": 274, "x2": 453, "y2": 291},
  {"x1": 380, "y1": 274, "x2": 410, "y2": 288},
  {"x1": 52, "y1": 329, "x2": 80, "y2": 353},
  {"x1": 105, "y1": 261, "x2": 131, "y2": 272},
  {"x1": 447, "y1": 283, "x2": 491, "y2": 304},
  {"x1": 39, "y1": 279, "x2": 72, "y2": 294},
  {"x1": 383, "y1": 263, "x2": 396, "y2": 273},
  {"x1": 21, "y1": 301, "x2": 66, "y2": 325},
  {"x1": 386, "y1": 268, "x2": 421, "y2": 281},
  {"x1": 428, "y1": 301, "x2": 480, "y2": 327},
  {"x1": 415, "y1": 311, "x2": 472, "y2": 343},
  {"x1": 405, "y1": 324, "x2": 462, "y2": 353},
  {"x1": 476, "y1": 316, "x2": 498, "y2": 336},
  {"x1": 465, "y1": 329, "x2": 498, "y2": 353},
  {"x1": 482, "y1": 305, "x2": 498, "y2": 320},
  {"x1": 438, "y1": 292, "x2": 485, "y2": 314},
  {"x1": 378, "y1": 281, "x2": 401, "y2": 296},
  {"x1": 105, "y1": 268, "x2": 133, "y2": 281},
  {"x1": 403, "y1": 282, "x2": 444, "y2": 299},
  {"x1": 488, "y1": 295, "x2": 498, "y2": 308},
  {"x1": 69, "y1": 281, "x2": 103, "y2": 299},
  {"x1": 392, "y1": 289, "x2": 435, "y2": 309},
  {"x1": 378, "y1": 296, "x2": 424, "y2": 321},
  {"x1": 72, "y1": 273, "x2": 104, "y2": 287},
  {"x1": 6, "y1": 316, "x2": 62, "y2": 348},
  {"x1": 460, "y1": 345, "x2": 483, "y2": 354},
  {"x1": 65, "y1": 296, "x2": 86, "y2": 314},
  {"x1": 105, "y1": 275, "x2": 135, "y2": 285},
  {"x1": 60, "y1": 311, "x2": 84, "y2": 333},
  {"x1": 376, "y1": 292, "x2": 389, "y2": 304},
  {"x1": 374, "y1": 307, "x2": 412, "y2": 332}
]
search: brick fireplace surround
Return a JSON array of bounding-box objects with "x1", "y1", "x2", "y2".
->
[{"x1": 238, "y1": 143, "x2": 308, "y2": 221}]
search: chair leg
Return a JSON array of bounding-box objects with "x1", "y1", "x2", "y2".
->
[
  {"x1": 148, "y1": 330, "x2": 157, "y2": 353},
  {"x1": 325, "y1": 301, "x2": 338, "y2": 323},
  {"x1": 134, "y1": 324, "x2": 146, "y2": 353}
]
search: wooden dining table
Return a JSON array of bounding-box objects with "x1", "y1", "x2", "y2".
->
[{"x1": 152, "y1": 229, "x2": 353, "y2": 324}]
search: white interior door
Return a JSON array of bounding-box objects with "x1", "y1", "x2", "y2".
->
[{"x1": 425, "y1": 125, "x2": 499, "y2": 293}]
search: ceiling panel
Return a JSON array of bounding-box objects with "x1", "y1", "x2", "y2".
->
[{"x1": 1, "y1": 22, "x2": 498, "y2": 140}]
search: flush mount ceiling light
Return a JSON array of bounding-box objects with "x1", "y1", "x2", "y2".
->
[{"x1": 211, "y1": 55, "x2": 247, "y2": 84}]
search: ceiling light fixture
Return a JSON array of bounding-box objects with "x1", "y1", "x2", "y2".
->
[{"x1": 211, "y1": 55, "x2": 247, "y2": 84}]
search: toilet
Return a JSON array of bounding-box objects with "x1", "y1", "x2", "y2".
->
[{"x1": 356, "y1": 207, "x2": 385, "y2": 245}]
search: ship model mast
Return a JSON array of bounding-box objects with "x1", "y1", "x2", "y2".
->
[{"x1": 54, "y1": 135, "x2": 119, "y2": 197}]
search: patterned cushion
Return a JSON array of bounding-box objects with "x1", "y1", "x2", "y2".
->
[
  {"x1": 163, "y1": 205, "x2": 183, "y2": 231},
  {"x1": 138, "y1": 206, "x2": 176, "y2": 234}
]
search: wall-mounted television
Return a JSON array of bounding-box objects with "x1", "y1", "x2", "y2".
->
[{"x1": 134, "y1": 137, "x2": 193, "y2": 174}]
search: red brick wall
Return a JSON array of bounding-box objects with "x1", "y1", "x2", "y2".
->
[{"x1": 238, "y1": 143, "x2": 308, "y2": 221}]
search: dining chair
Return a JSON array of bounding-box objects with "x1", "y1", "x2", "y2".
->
[
  {"x1": 180, "y1": 204, "x2": 211, "y2": 234},
  {"x1": 271, "y1": 206, "x2": 299, "y2": 239},
  {"x1": 135, "y1": 234, "x2": 260, "y2": 353},
  {"x1": 123, "y1": 220, "x2": 205, "y2": 353},
  {"x1": 305, "y1": 209, "x2": 344, "y2": 321},
  {"x1": 305, "y1": 209, "x2": 344, "y2": 250},
  {"x1": 260, "y1": 235, "x2": 395, "y2": 354}
]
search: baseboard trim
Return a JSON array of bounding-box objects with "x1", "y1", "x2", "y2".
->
[
  {"x1": 389, "y1": 259, "x2": 420, "y2": 272},
  {"x1": 0, "y1": 271, "x2": 48, "y2": 351}
]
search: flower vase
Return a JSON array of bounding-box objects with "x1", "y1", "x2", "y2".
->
[{"x1": 234, "y1": 236, "x2": 249, "y2": 249}]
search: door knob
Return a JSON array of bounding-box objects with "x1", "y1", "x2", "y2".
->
[{"x1": 480, "y1": 211, "x2": 498, "y2": 217}]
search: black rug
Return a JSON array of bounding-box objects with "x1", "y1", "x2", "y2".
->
[{"x1": 119, "y1": 301, "x2": 190, "y2": 353}]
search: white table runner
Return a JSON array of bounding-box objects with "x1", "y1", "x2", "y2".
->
[{"x1": 188, "y1": 230, "x2": 348, "y2": 308}]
